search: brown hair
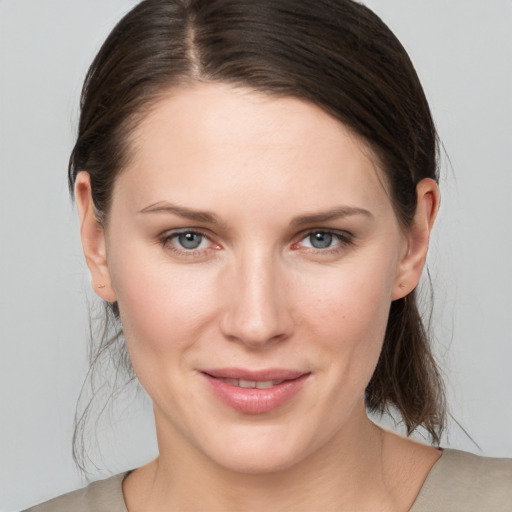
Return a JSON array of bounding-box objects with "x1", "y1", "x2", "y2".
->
[{"x1": 71, "y1": 0, "x2": 446, "y2": 466}]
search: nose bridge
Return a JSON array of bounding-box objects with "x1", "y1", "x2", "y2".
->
[{"x1": 220, "y1": 244, "x2": 292, "y2": 347}]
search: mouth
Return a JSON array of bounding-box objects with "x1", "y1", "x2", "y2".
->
[
  {"x1": 213, "y1": 378, "x2": 286, "y2": 389},
  {"x1": 200, "y1": 368, "x2": 310, "y2": 414}
]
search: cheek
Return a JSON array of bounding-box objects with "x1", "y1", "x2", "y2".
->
[
  {"x1": 298, "y1": 257, "x2": 396, "y2": 387},
  {"x1": 107, "y1": 242, "x2": 218, "y2": 357},
  {"x1": 302, "y1": 260, "x2": 394, "y2": 338}
]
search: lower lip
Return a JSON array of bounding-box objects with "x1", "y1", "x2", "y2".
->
[{"x1": 202, "y1": 373, "x2": 310, "y2": 414}]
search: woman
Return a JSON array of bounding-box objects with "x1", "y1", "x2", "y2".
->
[{"x1": 23, "y1": 0, "x2": 512, "y2": 510}]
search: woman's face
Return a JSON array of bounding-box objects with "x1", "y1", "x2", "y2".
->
[{"x1": 88, "y1": 83, "x2": 423, "y2": 473}]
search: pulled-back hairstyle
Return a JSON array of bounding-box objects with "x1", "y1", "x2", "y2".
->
[{"x1": 71, "y1": 0, "x2": 446, "y2": 468}]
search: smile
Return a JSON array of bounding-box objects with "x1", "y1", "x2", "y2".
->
[
  {"x1": 217, "y1": 378, "x2": 284, "y2": 389},
  {"x1": 201, "y1": 369, "x2": 310, "y2": 414}
]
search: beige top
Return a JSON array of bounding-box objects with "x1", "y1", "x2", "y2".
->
[{"x1": 24, "y1": 449, "x2": 512, "y2": 512}]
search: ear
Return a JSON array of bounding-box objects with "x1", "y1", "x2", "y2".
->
[
  {"x1": 392, "y1": 178, "x2": 440, "y2": 300},
  {"x1": 75, "y1": 171, "x2": 117, "y2": 302}
]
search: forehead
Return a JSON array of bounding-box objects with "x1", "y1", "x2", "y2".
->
[{"x1": 116, "y1": 83, "x2": 392, "y2": 216}]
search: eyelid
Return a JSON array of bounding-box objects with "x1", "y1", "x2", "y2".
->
[
  {"x1": 291, "y1": 229, "x2": 354, "y2": 252},
  {"x1": 158, "y1": 227, "x2": 353, "y2": 257},
  {"x1": 160, "y1": 228, "x2": 222, "y2": 256}
]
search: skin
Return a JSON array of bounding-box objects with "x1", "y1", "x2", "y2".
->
[{"x1": 77, "y1": 83, "x2": 441, "y2": 511}]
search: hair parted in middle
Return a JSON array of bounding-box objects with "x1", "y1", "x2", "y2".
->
[{"x1": 70, "y1": 0, "x2": 446, "y2": 468}]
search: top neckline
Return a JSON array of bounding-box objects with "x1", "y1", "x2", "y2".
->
[
  {"x1": 117, "y1": 449, "x2": 456, "y2": 512},
  {"x1": 408, "y1": 448, "x2": 459, "y2": 511}
]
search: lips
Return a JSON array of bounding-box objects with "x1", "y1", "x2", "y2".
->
[
  {"x1": 216, "y1": 378, "x2": 285, "y2": 389},
  {"x1": 201, "y1": 368, "x2": 310, "y2": 414}
]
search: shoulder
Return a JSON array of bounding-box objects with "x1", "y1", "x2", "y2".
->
[
  {"x1": 411, "y1": 448, "x2": 512, "y2": 512},
  {"x1": 22, "y1": 473, "x2": 129, "y2": 512}
]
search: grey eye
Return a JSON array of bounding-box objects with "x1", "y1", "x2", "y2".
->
[
  {"x1": 308, "y1": 232, "x2": 333, "y2": 249},
  {"x1": 177, "y1": 232, "x2": 204, "y2": 250}
]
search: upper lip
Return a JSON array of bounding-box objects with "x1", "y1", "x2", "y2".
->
[{"x1": 201, "y1": 368, "x2": 309, "y2": 381}]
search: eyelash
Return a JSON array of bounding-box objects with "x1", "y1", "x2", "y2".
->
[
  {"x1": 160, "y1": 229, "x2": 218, "y2": 258},
  {"x1": 292, "y1": 230, "x2": 354, "y2": 254},
  {"x1": 159, "y1": 229, "x2": 354, "y2": 258}
]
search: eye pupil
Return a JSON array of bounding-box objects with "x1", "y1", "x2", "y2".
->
[
  {"x1": 178, "y1": 232, "x2": 203, "y2": 249},
  {"x1": 310, "y1": 232, "x2": 333, "y2": 249}
]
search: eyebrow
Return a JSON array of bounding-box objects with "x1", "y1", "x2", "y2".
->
[
  {"x1": 289, "y1": 206, "x2": 373, "y2": 227},
  {"x1": 138, "y1": 202, "x2": 221, "y2": 224},
  {"x1": 138, "y1": 201, "x2": 372, "y2": 226}
]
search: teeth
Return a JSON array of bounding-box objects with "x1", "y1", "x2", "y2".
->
[
  {"x1": 255, "y1": 381, "x2": 275, "y2": 389},
  {"x1": 219, "y1": 378, "x2": 283, "y2": 389}
]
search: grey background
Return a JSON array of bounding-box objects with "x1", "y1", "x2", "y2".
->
[{"x1": 1, "y1": 0, "x2": 511, "y2": 510}]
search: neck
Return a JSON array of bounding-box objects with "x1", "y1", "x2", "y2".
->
[{"x1": 125, "y1": 405, "x2": 399, "y2": 512}]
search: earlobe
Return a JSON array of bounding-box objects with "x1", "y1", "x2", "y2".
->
[
  {"x1": 75, "y1": 172, "x2": 117, "y2": 303},
  {"x1": 392, "y1": 178, "x2": 440, "y2": 300}
]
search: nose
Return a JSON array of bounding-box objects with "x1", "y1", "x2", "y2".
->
[{"x1": 219, "y1": 250, "x2": 294, "y2": 348}]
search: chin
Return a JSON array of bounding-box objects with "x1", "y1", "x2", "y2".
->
[
  {"x1": 214, "y1": 449, "x2": 306, "y2": 475},
  {"x1": 199, "y1": 424, "x2": 322, "y2": 475}
]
